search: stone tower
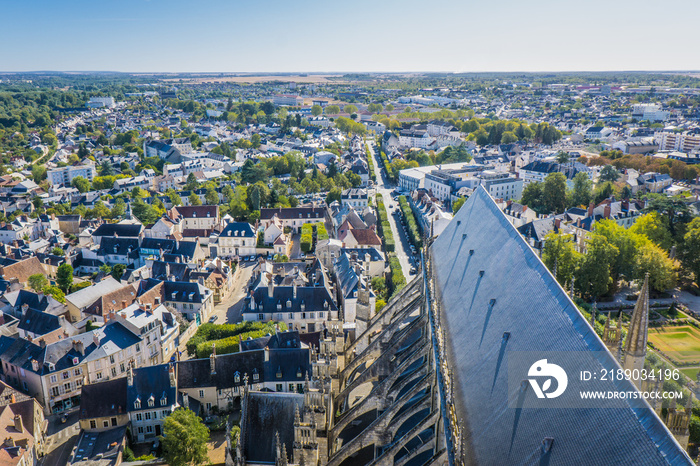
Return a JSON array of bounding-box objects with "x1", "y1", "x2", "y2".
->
[
  {"x1": 602, "y1": 310, "x2": 623, "y2": 353},
  {"x1": 623, "y1": 273, "x2": 649, "y2": 390},
  {"x1": 665, "y1": 394, "x2": 693, "y2": 451}
]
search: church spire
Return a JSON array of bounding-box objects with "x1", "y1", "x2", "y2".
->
[
  {"x1": 625, "y1": 273, "x2": 649, "y2": 357},
  {"x1": 622, "y1": 273, "x2": 650, "y2": 389}
]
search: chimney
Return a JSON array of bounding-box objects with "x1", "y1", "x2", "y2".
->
[
  {"x1": 264, "y1": 346, "x2": 269, "y2": 362},
  {"x1": 13, "y1": 415, "x2": 23, "y2": 434},
  {"x1": 165, "y1": 263, "x2": 170, "y2": 280},
  {"x1": 39, "y1": 339, "x2": 46, "y2": 349},
  {"x1": 169, "y1": 363, "x2": 176, "y2": 388},
  {"x1": 74, "y1": 340, "x2": 85, "y2": 356},
  {"x1": 31, "y1": 359, "x2": 38, "y2": 372},
  {"x1": 293, "y1": 282, "x2": 297, "y2": 299},
  {"x1": 604, "y1": 205, "x2": 611, "y2": 219},
  {"x1": 587, "y1": 202, "x2": 594, "y2": 218},
  {"x1": 127, "y1": 362, "x2": 134, "y2": 386},
  {"x1": 121, "y1": 300, "x2": 127, "y2": 309},
  {"x1": 93, "y1": 332, "x2": 100, "y2": 348},
  {"x1": 267, "y1": 274, "x2": 274, "y2": 299},
  {"x1": 210, "y1": 344, "x2": 216, "y2": 375},
  {"x1": 555, "y1": 218, "x2": 561, "y2": 229}
]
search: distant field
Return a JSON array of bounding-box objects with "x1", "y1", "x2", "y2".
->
[
  {"x1": 649, "y1": 326, "x2": 700, "y2": 365},
  {"x1": 681, "y1": 368, "x2": 700, "y2": 380},
  {"x1": 162, "y1": 74, "x2": 345, "y2": 84}
]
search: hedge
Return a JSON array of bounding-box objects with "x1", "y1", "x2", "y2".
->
[
  {"x1": 376, "y1": 194, "x2": 395, "y2": 252},
  {"x1": 388, "y1": 254, "x2": 406, "y2": 297},
  {"x1": 315, "y1": 223, "x2": 329, "y2": 241},
  {"x1": 398, "y1": 196, "x2": 422, "y2": 249},
  {"x1": 186, "y1": 321, "x2": 286, "y2": 357},
  {"x1": 300, "y1": 234, "x2": 313, "y2": 252},
  {"x1": 365, "y1": 144, "x2": 377, "y2": 181}
]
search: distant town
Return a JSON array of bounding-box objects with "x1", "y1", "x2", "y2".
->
[{"x1": 0, "y1": 71, "x2": 700, "y2": 465}]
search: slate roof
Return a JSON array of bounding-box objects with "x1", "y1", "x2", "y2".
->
[
  {"x1": 244, "y1": 286, "x2": 337, "y2": 316},
  {"x1": 66, "y1": 277, "x2": 124, "y2": 311},
  {"x1": 17, "y1": 308, "x2": 63, "y2": 336},
  {"x1": 127, "y1": 364, "x2": 177, "y2": 413},
  {"x1": 92, "y1": 223, "x2": 142, "y2": 238},
  {"x1": 430, "y1": 186, "x2": 692, "y2": 465},
  {"x1": 242, "y1": 392, "x2": 304, "y2": 464},
  {"x1": 80, "y1": 377, "x2": 128, "y2": 419},
  {"x1": 220, "y1": 222, "x2": 256, "y2": 238},
  {"x1": 260, "y1": 207, "x2": 325, "y2": 221},
  {"x1": 98, "y1": 237, "x2": 140, "y2": 258}
]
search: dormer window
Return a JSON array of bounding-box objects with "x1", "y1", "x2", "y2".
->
[
  {"x1": 276, "y1": 367, "x2": 282, "y2": 379},
  {"x1": 148, "y1": 396, "x2": 155, "y2": 407},
  {"x1": 286, "y1": 300, "x2": 292, "y2": 309},
  {"x1": 324, "y1": 300, "x2": 329, "y2": 309},
  {"x1": 296, "y1": 367, "x2": 302, "y2": 378},
  {"x1": 300, "y1": 302, "x2": 305, "y2": 311},
  {"x1": 252, "y1": 370, "x2": 259, "y2": 382},
  {"x1": 277, "y1": 302, "x2": 282, "y2": 311},
  {"x1": 134, "y1": 398, "x2": 141, "y2": 409},
  {"x1": 234, "y1": 372, "x2": 240, "y2": 383},
  {"x1": 160, "y1": 393, "x2": 167, "y2": 406}
]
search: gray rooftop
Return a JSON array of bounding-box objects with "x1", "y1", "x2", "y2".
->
[{"x1": 430, "y1": 185, "x2": 692, "y2": 465}]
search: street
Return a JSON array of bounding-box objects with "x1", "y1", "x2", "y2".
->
[
  {"x1": 210, "y1": 261, "x2": 256, "y2": 324},
  {"x1": 40, "y1": 410, "x2": 80, "y2": 465},
  {"x1": 366, "y1": 139, "x2": 415, "y2": 282}
]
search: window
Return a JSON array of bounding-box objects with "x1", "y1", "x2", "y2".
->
[
  {"x1": 162, "y1": 410, "x2": 169, "y2": 418},
  {"x1": 134, "y1": 400, "x2": 141, "y2": 409},
  {"x1": 148, "y1": 398, "x2": 154, "y2": 408},
  {"x1": 111, "y1": 417, "x2": 117, "y2": 427},
  {"x1": 253, "y1": 372, "x2": 259, "y2": 382},
  {"x1": 120, "y1": 363, "x2": 125, "y2": 373},
  {"x1": 111, "y1": 368, "x2": 117, "y2": 377},
  {"x1": 90, "y1": 420, "x2": 96, "y2": 429},
  {"x1": 74, "y1": 368, "x2": 81, "y2": 376},
  {"x1": 153, "y1": 411, "x2": 158, "y2": 420},
  {"x1": 50, "y1": 375, "x2": 57, "y2": 384},
  {"x1": 136, "y1": 344, "x2": 140, "y2": 352},
  {"x1": 96, "y1": 372, "x2": 102, "y2": 380},
  {"x1": 160, "y1": 397, "x2": 167, "y2": 406},
  {"x1": 110, "y1": 355, "x2": 115, "y2": 364},
  {"x1": 136, "y1": 413, "x2": 142, "y2": 421},
  {"x1": 76, "y1": 379, "x2": 83, "y2": 387},
  {"x1": 288, "y1": 313, "x2": 293, "y2": 319},
  {"x1": 234, "y1": 373, "x2": 240, "y2": 383},
  {"x1": 258, "y1": 314, "x2": 264, "y2": 321},
  {"x1": 62, "y1": 371, "x2": 69, "y2": 380},
  {"x1": 146, "y1": 425, "x2": 153, "y2": 433},
  {"x1": 276, "y1": 384, "x2": 283, "y2": 392},
  {"x1": 64, "y1": 382, "x2": 71, "y2": 393},
  {"x1": 51, "y1": 387, "x2": 60, "y2": 397},
  {"x1": 319, "y1": 312, "x2": 324, "y2": 318},
  {"x1": 137, "y1": 426, "x2": 144, "y2": 434},
  {"x1": 199, "y1": 390, "x2": 205, "y2": 398},
  {"x1": 145, "y1": 412, "x2": 151, "y2": 420},
  {"x1": 289, "y1": 383, "x2": 294, "y2": 392},
  {"x1": 103, "y1": 420, "x2": 109, "y2": 428},
  {"x1": 206, "y1": 402, "x2": 212, "y2": 411}
]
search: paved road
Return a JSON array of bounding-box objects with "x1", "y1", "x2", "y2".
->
[
  {"x1": 41, "y1": 410, "x2": 80, "y2": 465},
  {"x1": 211, "y1": 261, "x2": 256, "y2": 324},
  {"x1": 366, "y1": 140, "x2": 415, "y2": 282}
]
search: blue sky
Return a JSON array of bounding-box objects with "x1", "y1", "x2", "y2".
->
[{"x1": 1, "y1": 0, "x2": 699, "y2": 72}]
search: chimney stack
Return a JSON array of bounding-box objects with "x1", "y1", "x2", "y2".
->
[
  {"x1": 13, "y1": 415, "x2": 23, "y2": 434},
  {"x1": 210, "y1": 344, "x2": 216, "y2": 375},
  {"x1": 169, "y1": 363, "x2": 176, "y2": 388},
  {"x1": 127, "y1": 362, "x2": 134, "y2": 386},
  {"x1": 604, "y1": 205, "x2": 611, "y2": 219},
  {"x1": 587, "y1": 202, "x2": 595, "y2": 218},
  {"x1": 267, "y1": 274, "x2": 274, "y2": 299}
]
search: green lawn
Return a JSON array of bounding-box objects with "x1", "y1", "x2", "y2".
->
[{"x1": 649, "y1": 326, "x2": 700, "y2": 365}]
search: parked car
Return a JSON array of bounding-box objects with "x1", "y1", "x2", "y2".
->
[{"x1": 208, "y1": 315, "x2": 219, "y2": 323}]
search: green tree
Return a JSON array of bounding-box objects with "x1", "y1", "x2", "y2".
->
[
  {"x1": 555, "y1": 151, "x2": 570, "y2": 165},
  {"x1": 599, "y1": 165, "x2": 620, "y2": 182},
  {"x1": 311, "y1": 105, "x2": 323, "y2": 116},
  {"x1": 51, "y1": 247, "x2": 65, "y2": 256},
  {"x1": 521, "y1": 181, "x2": 543, "y2": 210},
  {"x1": 681, "y1": 218, "x2": 700, "y2": 283},
  {"x1": 110, "y1": 198, "x2": 126, "y2": 219},
  {"x1": 571, "y1": 172, "x2": 592, "y2": 207},
  {"x1": 111, "y1": 264, "x2": 126, "y2": 281},
  {"x1": 161, "y1": 408, "x2": 209, "y2": 466},
  {"x1": 189, "y1": 192, "x2": 202, "y2": 206},
  {"x1": 635, "y1": 242, "x2": 676, "y2": 292},
  {"x1": 542, "y1": 232, "x2": 581, "y2": 287},
  {"x1": 166, "y1": 189, "x2": 183, "y2": 207},
  {"x1": 385, "y1": 103, "x2": 394, "y2": 112},
  {"x1": 325, "y1": 105, "x2": 340, "y2": 115},
  {"x1": 542, "y1": 172, "x2": 567, "y2": 213},
  {"x1": 71, "y1": 176, "x2": 91, "y2": 193},
  {"x1": 205, "y1": 187, "x2": 219, "y2": 205},
  {"x1": 594, "y1": 220, "x2": 641, "y2": 284},
  {"x1": 185, "y1": 173, "x2": 199, "y2": 191},
  {"x1": 500, "y1": 131, "x2": 518, "y2": 144},
  {"x1": 99, "y1": 161, "x2": 115, "y2": 176},
  {"x1": 343, "y1": 104, "x2": 358, "y2": 115},
  {"x1": 453, "y1": 197, "x2": 466, "y2": 213},
  {"x1": 575, "y1": 235, "x2": 618, "y2": 298},
  {"x1": 326, "y1": 187, "x2": 342, "y2": 205},
  {"x1": 56, "y1": 263, "x2": 74, "y2": 293},
  {"x1": 630, "y1": 212, "x2": 672, "y2": 250},
  {"x1": 28, "y1": 274, "x2": 48, "y2": 292}
]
